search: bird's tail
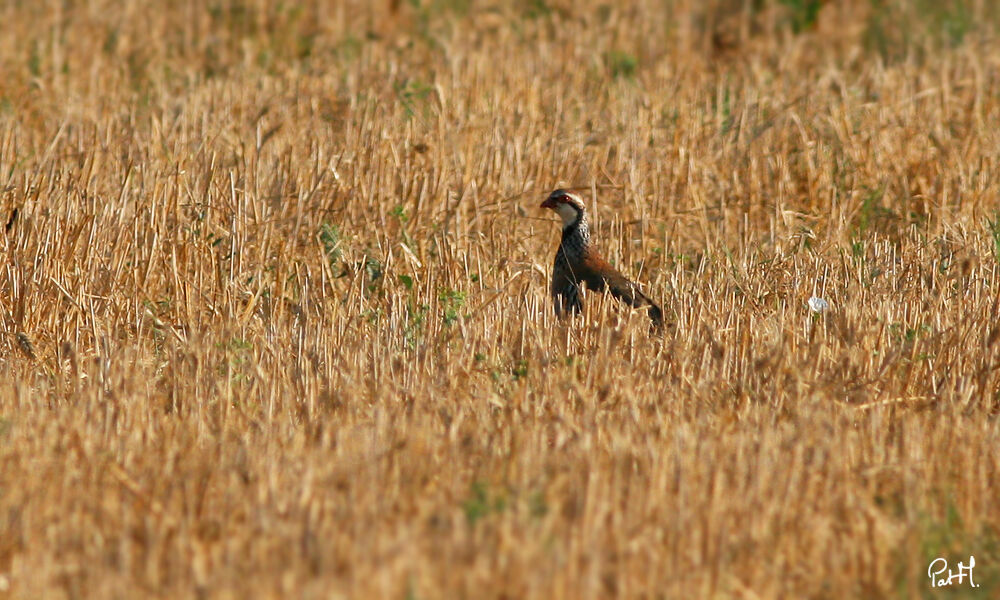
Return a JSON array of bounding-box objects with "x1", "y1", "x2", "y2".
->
[
  {"x1": 638, "y1": 291, "x2": 664, "y2": 331},
  {"x1": 646, "y1": 300, "x2": 664, "y2": 329},
  {"x1": 612, "y1": 282, "x2": 664, "y2": 330}
]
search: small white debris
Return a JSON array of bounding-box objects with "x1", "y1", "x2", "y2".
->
[
  {"x1": 808, "y1": 296, "x2": 830, "y2": 313},
  {"x1": 399, "y1": 242, "x2": 422, "y2": 269}
]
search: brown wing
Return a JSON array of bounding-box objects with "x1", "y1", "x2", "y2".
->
[{"x1": 580, "y1": 253, "x2": 663, "y2": 328}]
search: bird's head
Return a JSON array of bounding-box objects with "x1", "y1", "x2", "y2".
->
[{"x1": 540, "y1": 189, "x2": 586, "y2": 229}]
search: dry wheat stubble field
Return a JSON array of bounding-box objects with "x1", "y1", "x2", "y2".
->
[{"x1": 2, "y1": 0, "x2": 1000, "y2": 598}]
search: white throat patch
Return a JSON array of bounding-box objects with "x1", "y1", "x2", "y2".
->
[{"x1": 554, "y1": 202, "x2": 580, "y2": 228}]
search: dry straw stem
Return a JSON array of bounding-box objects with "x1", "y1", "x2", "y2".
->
[{"x1": 1, "y1": 0, "x2": 1000, "y2": 597}]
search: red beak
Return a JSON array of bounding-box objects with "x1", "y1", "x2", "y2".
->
[{"x1": 540, "y1": 198, "x2": 555, "y2": 209}]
